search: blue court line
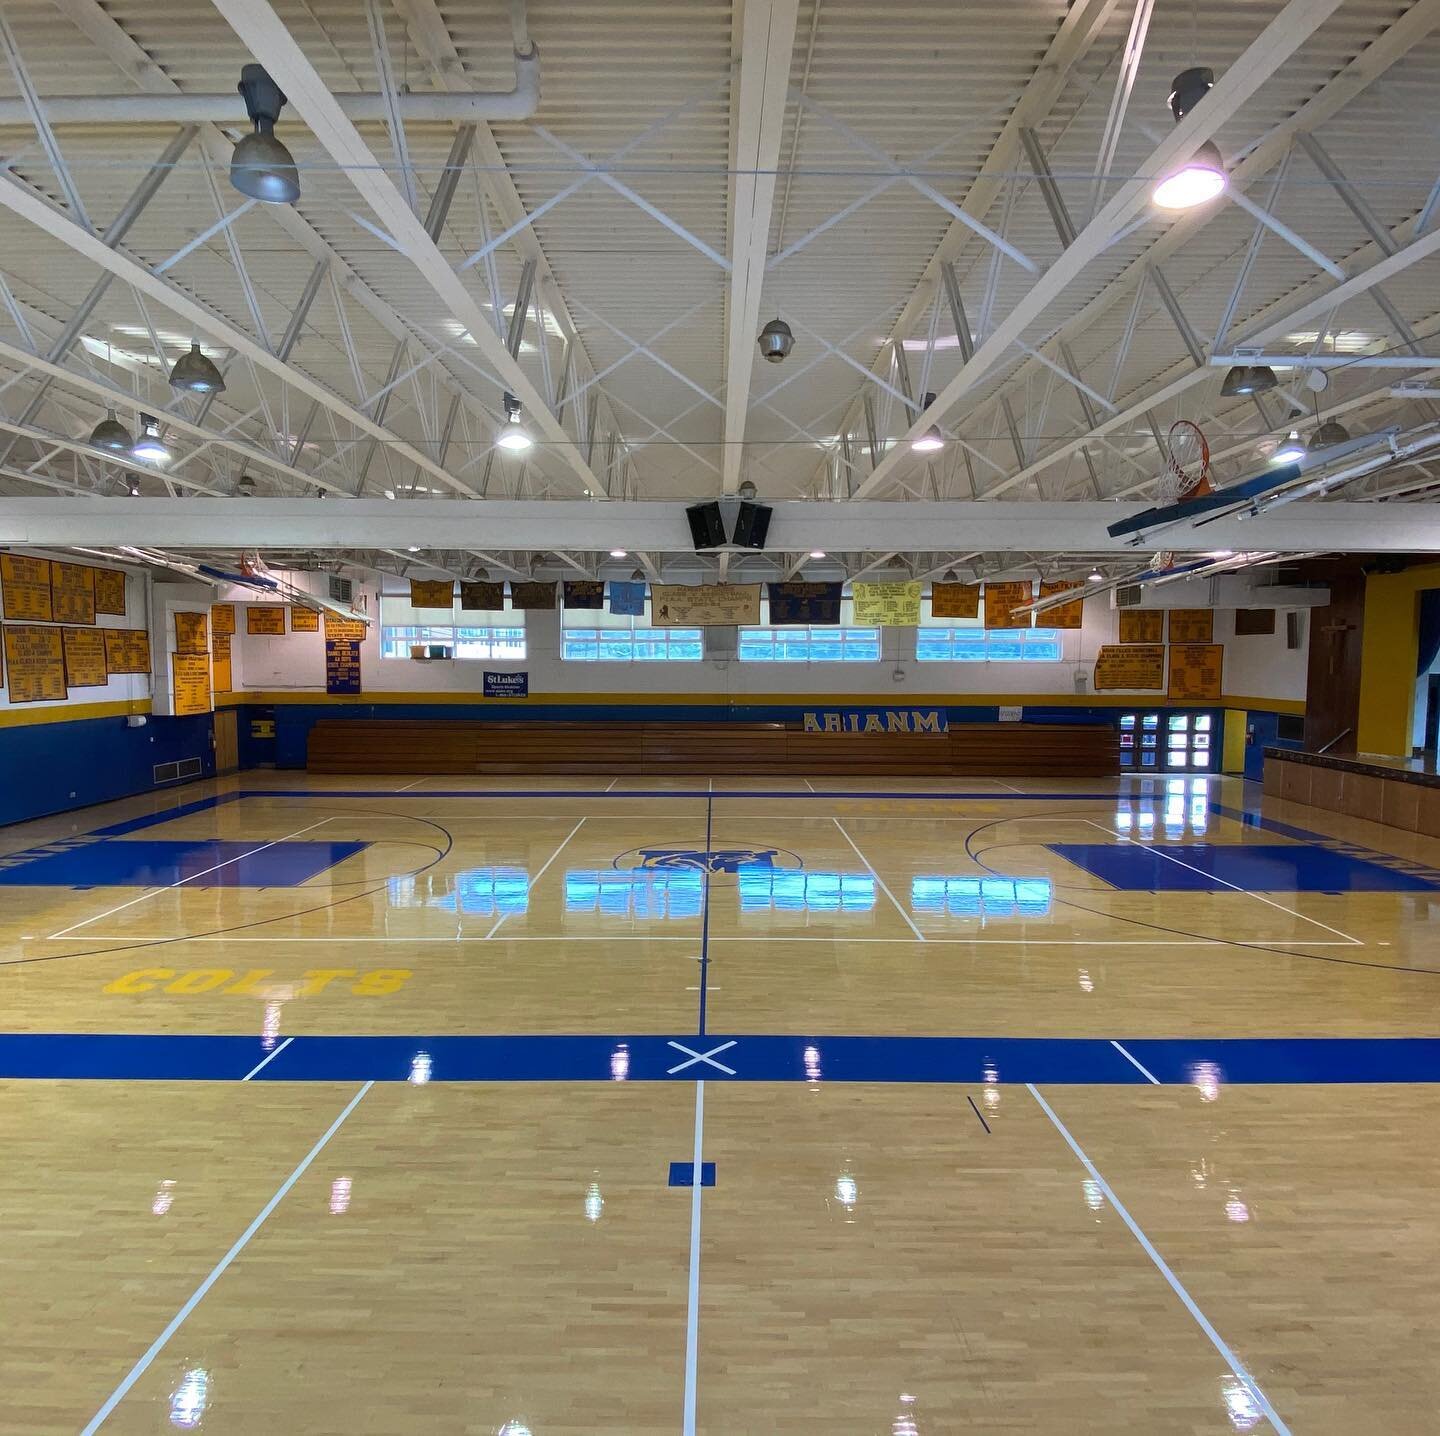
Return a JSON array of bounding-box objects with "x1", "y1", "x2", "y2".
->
[{"x1": 4, "y1": 1033, "x2": 1440, "y2": 1084}]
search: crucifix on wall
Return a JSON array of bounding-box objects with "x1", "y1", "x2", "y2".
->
[{"x1": 1319, "y1": 618, "x2": 1356, "y2": 676}]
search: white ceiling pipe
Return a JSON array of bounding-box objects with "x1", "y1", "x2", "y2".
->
[{"x1": 0, "y1": 52, "x2": 539, "y2": 125}]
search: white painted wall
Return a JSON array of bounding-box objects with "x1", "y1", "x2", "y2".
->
[{"x1": 226, "y1": 571, "x2": 1310, "y2": 705}]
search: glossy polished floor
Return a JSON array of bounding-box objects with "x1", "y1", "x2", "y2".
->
[{"x1": 4, "y1": 771, "x2": 1440, "y2": 1433}]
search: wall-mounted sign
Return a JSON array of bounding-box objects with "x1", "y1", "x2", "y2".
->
[
  {"x1": 651, "y1": 583, "x2": 760, "y2": 626},
  {"x1": 4, "y1": 624, "x2": 66, "y2": 702},
  {"x1": 483, "y1": 670, "x2": 528, "y2": 698},
  {"x1": 852, "y1": 581, "x2": 921, "y2": 626},
  {"x1": 1168, "y1": 642, "x2": 1223, "y2": 701},
  {"x1": 1, "y1": 555, "x2": 53, "y2": 622},
  {"x1": 801, "y1": 708, "x2": 947, "y2": 734},
  {"x1": 1118, "y1": 609, "x2": 1163, "y2": 644},
  {"x1": 767, "y1": 581, "x2": 842, "y2": 625},
  {"x1": 104, "y1": 627, "x2": 151, "y2": 675},
  {"x1": 1168, "y1": 608, "x2": 1214, "y2": 643},
  {"x1": 324, "y1": 612, "x2": 367, "y2": 641},
  {"x1": 998, "y1": 705, "x2": 1024, "y2": 722},
  {"x1": 170, "y1": 652, "x2": 212, "y2": 716},
  {"x1": 62, "y1": 627, "x2": 108, "y2": 687},
  {"x1": 325, "y1": 638, "x2": 362, "y2": 694},
  {"x1": 290, "y1": 607, "x2": 320, "y2": 632},
  {"x1": 174, "y1": 610, "x2": 208, "y2": 654},
  {"x1": 94, "y1": 567, "x2": 127, "y2": 616},
  {"x1": 1038, "y1": 582, "x2": 1084, "y2": 629},
  {"x1": 212, "y1": 632, "x2": 232, "y2": 693},
  {"x1": 210, "y1": 603, "x2": 236, "y2": 636},
  {"x1": 983, "y1": 581, "x2": 1034, "y2": 631},
  {"x1": 1094, "y1": 643, "x2": 1165, "y2": 690},
  {"x1": 930, "y1": 582, "x2": 980, "y2": 619},
  {"x1": 246, "y1": 605, "x2": 286, "y2": 635},
  {"x1": 51, "y1": 561, "x2": 96, "y2": 625}
]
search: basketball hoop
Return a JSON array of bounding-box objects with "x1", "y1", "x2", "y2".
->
[{"x1": 1157, "y1": 419, "x2": 1212, "y2": 502}]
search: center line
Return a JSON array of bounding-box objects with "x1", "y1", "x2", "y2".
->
[
  {"x1": 80, "y1": 1081, "x2": 373, "y2": 1434},
  {"x1": 832, "y1": 817, "x2": 925, "y2": 941},
  {"x1": 485, "y1": 818, "x2": 586, "y2": 939},
  {"x1": 1028, "y1": 1084, "x2": 1291, "y2": 1435},
  {"x1": 47, "y1": 817, "x2": 336, "y2": 939},
  {"x1": 682, "y1": 1078, "x2": 705, "y2": 1436}
]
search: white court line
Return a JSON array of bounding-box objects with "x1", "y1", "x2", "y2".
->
[
  {"x1": 80, "y1": 1081, "x2": 374, "y2": 1435},
  {"x1": 46, "y1": 818, "x2": 336, "y2": 939},
  {"x1": 241, "y1": 1036, "x2": 293, "y2": 1080},
  {"x1": 393, "y1": 778, "x2": 428, "y2": 792},
  {"x1": 831, "y1": 817, "x2": 926, "y2": 942},
  {"x1": 1110, "y1": 1039, "x2": 1160, "y2": 1084},
  {"x1": 1028, "y1": 1084, "x2": 1291, "y2": 1435},
  {"x1": 682, "y1": 1078, "x2": 705, "y2": 1436},
  {"x1": 51, "y1": 934, "x2": 1366, "y2": 947},
  {"x1": 803, "y1": 779, "x2": 817, "y2": 792},
  {"x1": 604, "y1": 777, "x2": 619, "y2": 791},
  {"x1": 485, "y1": 818, "x2": 587, "y2": 939},
  {"x1": 1083, "y1": 819, "x2": 1364, "y2": 947}
]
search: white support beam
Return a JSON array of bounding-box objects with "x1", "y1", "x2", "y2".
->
[
  {"x1": 850, "y1": 0, "x2": 1346, "y2": 500},
  {"x1": 210, "y1": 0, "x2": 607, "y2": 500},
  {"x1": 7, "y1": 497, "x2": 1440, "y2": 555},
  {"x1": 722, "y1": 0, "x2": 800, "y2": 494}
]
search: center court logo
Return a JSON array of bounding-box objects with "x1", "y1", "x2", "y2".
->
[{"x1": 612, "y1": 844, "x2": 804, "y2": 875}]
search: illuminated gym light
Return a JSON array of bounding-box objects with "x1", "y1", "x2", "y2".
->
[
  {"x1": 1152, "y1": 141, "x2": 1227, "y2": 210},
  {"x1": 130, "y1": 413, "x2": 169, "y2": 463},
  {"x1": 609, "y1": 548, "x2": 628, "y2": 558},
  {"x1": 497, "y1": 392, "x2": 533, "y2": 452},
  {"x1": 810, "y1": 549, "x2": 826, "y2": 559},
  {"x1": 1271, "y1": 430, "x2": 1306, "y2": 464}
]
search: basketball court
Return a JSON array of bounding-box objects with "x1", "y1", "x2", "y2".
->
[{"x1": 2, "y1": 769, "x2": 1438, "y2": 1433}]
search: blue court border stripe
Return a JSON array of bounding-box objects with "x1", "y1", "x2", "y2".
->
[{"x1": 4, "y1": 1033, "x2": 1440, "y2": 1084}]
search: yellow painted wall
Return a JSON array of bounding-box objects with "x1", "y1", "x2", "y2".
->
[{"x1": 1357, "y1": 562, "x2": 1440, "y2": 756}]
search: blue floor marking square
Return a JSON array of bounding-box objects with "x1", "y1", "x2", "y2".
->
[
  {"x1": 1048, "y1": 841, "x2": 1440, "y2": 892},
  {"x1": 668, "y1": 1161, "x2": 716, "y2": 1187},
  {"x1": 0, "y1": 838, "x2": 368, "y2": 888}
]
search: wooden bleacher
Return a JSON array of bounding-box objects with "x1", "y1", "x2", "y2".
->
[{"x1": 306, "y1": 719, "x2": 1117, "y2": 777}]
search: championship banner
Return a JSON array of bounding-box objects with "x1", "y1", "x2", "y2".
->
[
  {"x1": 1118, "y1": 609, "x2": 1163, "y2": 643},
  {"x1": 409, "y1": 579, "x2": 454, "y2": 609},
  {"x1": 651, "y1": 583, "x2": 761, "y2": 627},
  {"x1": 246, "y1": 605, "x2": 286, "y2": 635},
  {"x1": 459, "y1": 581, "x2": 505, "y2": 612},
  {"x1": 212, "y1": 633, "x2": 232, "y2": 693},
  {"x1": 1038, "y1": 581, "x2": 1084, "y2": 630},
  {"x1": 1093, "y1": 644, "x2": 1165, "y2": 691},
  {"x1": 174, "y1": 611, "x2": 208, "y2": 654},
  {"x1": 767, "y1": 581, "x2": 842, "y2": 625},
  {"x1": 170, "y1": 652, "x2": 212, "y2": 716},
  {"x1": 851, "y1": 582, "x2": 921, "y2": 627},
  {"x1": 51, "y1": 561, "x2": 96, "y2": 625},
  {"x1": 803, "y1": 708, "x2": 947, "y2": 734},
  {"x1": 1, "y1": 554, "x2": 52, "y2": 621},
  {"x1": 104, "y1": 628, "x2": 151, "y2": 675},
  {"x1": 324, "y1": 612, "x2": 367, "y2": 641},
  {"x1": 62, "y1": 627, "x2": 108, "y2": 687},
  {"x1": 289, "y1": 607, "x2": 320, "y2": 632},
  {"x1": 608, "y1": 581, "x2": 646, "y2": 616},
  {"x1": 4, "y1": 625, "x2": 66, "y2": 702},
  {"x1": 1168, "y1": 642, "x2": 1223, "y2": 700},
  {"x1": 1168, "y1": 608, "x2": 1214, "y2": 643},
  {"x1": 210, "y1": 603, "x2": 236, "y2": 636},
  {"x1": 511, "y1": 581, "x2": 557, "y2": 611},
  {"x1": 983, "y1": 581, "x2": 1033, "y2": 631},
  {"x1": 930, "y1": 582, "x2": 980, "y2": 619},
  {"x1": 94, "y1": 567, "x2": 127, "y2": 616},
  {"x1": 325, "y1": 638, "x2": 362, "y2": 695},
  {"x1": 563, "y1": 580, "x2": 605, "y2": 609}
]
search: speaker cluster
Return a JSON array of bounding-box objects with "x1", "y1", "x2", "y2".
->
[{"x1": 684, "y1": 500, "x2": 772, "y2": 552}]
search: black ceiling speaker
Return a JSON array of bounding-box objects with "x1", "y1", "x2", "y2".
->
[
  {"x1": 731, "y1": 501, "x2": 772, "y2": 550},
  {"x1": 686, "y1": 501, "x2": 726, "y2": 550}
]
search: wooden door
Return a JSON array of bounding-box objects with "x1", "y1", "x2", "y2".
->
[{"x1": 214, "y1": 708, "x2": 239, "y2": 772}]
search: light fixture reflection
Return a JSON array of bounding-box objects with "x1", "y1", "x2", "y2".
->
[
  {"x1": 1221, "y1": 1376, "x2": 1263, "y2": 1432},
  {"x1": 329, "y1": 1176, "x2": 352, "y2": 1215},
  {"x1": 152, "y1": 1179, "x2": 177, "y2": 1216},
  {"x1": 409, "y1": 1050, "x2": 433, "y2": 1085},
  {"x1": 1083, "y1": 1178, "x2": 1105, "y2": 1213},
  {"x1": 803, "y1": 1044, "x2": 822, "y2": 1084},
  {"x1": 261, "y1": 1001, "x2": 282, "y2": 1050},
  {"x1": 169, "y1": 1367, "x2": 209, "y2": 1430},
  {"x1": 834, "y1": 1172, "x2": 858, "y2": 1210},
  {"x1": 1077, "y1": 968, "x2": 1095, "y2": 994},
  {"x1": 1189, "y1": 1059, "x2": 1223, "y2": 1103},
  {"x1": 585, "y1": 1181, "x2": 605, "y2": 1223},
  {"x1": 610, "y1": 1043, "x2": 630, "y2": 1081}
]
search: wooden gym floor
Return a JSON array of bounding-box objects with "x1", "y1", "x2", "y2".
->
[{"x1": 3, "y1": 770, "x2": 1440, "y2": 1433}]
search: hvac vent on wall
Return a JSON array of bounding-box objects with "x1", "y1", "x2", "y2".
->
[
  {"x1": 153, "y1": 757, "x2": 203, "y2": 785},
  {"x1": 328, "y1": 575, "x2": 353, "y2": 603},
  {"x1": 1114, "y1": 584, "x2": 1142, "y2": 607}
]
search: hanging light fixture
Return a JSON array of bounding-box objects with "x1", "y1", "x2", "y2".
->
[
  {"x1": 757, "y1": 318, "x2": 795, "y2": 363},
  {"x1": 1152, "y1": 68, "x2": 1228, "y2": 211},
  {"x1": 168, "y1": 342, "x2": 226, "y2": 394},
  {"x1": 1087, "y1": 568, "x2": 1105, "y2": 583},
  {"x1": 910, "y1": 390, "x2": 945, "y2": 452},
  {"x1": 126, "y1": 477, "x2": 141, "y2": 497},
  {"x1": 130, "y1": 413, "x2": 170, "y2": 463},
  {"x1": 1221, "y1": 365, "x2": 1278, "y2": 397},
  {"x1": 231, "y1": 64, "x2": 300, "y2": 204},
  {"x1": 809, "y1": 549, "x2": 827, "y2": 560},
  {"x1": 609, "y1": 547, "x2": 628, "y2": 559},
  {"x1": 1312, "y1": 419, "x2": 1352, "y2": 447},
  {"x1": 497, "y1": 392, "x2": 533, "y2": 452},
  {"x1": 1271, "y1": 429, "x2": 1306, "y2": 464},
  {"x1": 89, "y1": 408, "x2": 133, "y2": 452}
]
